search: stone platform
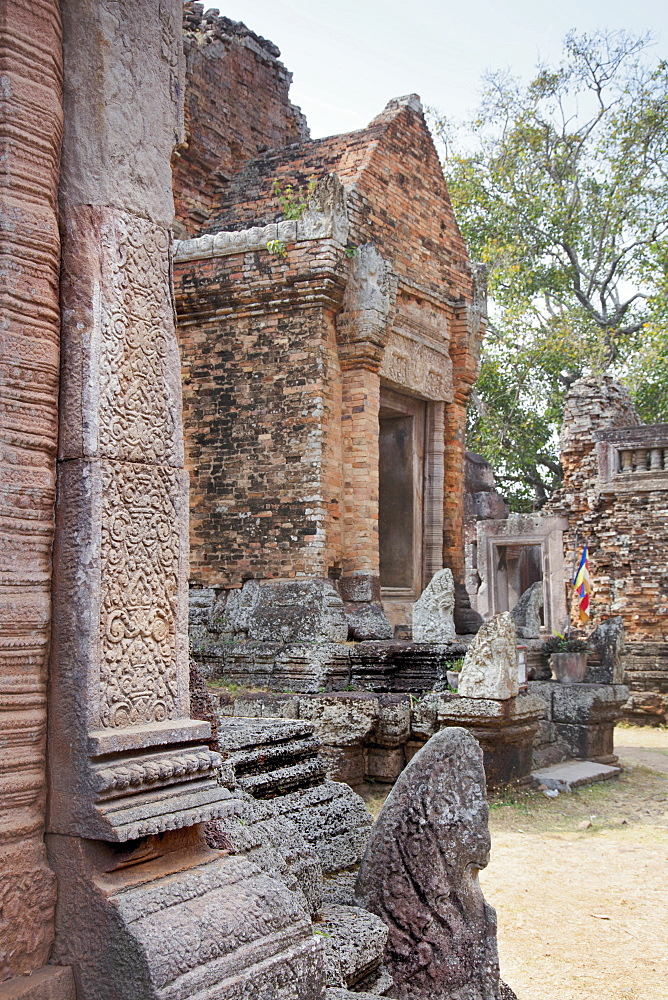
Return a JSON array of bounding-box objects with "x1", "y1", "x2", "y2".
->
[
  {"x1": 411, "y1": 691, "x2": 547, "y2": 789},
  {"x1": 529, "y1": 681, "x2": 629, "y2": 768},
  {"x1": 531, "y1": 760, "x2": 622, "y2": 791}
]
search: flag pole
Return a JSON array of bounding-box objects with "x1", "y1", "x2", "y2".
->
[{"x1": 568, "y1": 531, "x2": 579, "y2": 640}]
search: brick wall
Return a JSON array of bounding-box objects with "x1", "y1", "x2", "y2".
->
[
  {"x1": 176, "y1": 239, "x2": 347, "y2": 587},
  {"x1": 173, "y1": 3, "x2": 308, "y2": 235},
  {"x1": 174, "y1": 36, "x2": 485, "y2": 607},
  {"x1": 545, "y1": 377, "x2": 668, "y2": 640},
  {"x1": 544, "y1": 376, "x2": 668, "y2": 720}
]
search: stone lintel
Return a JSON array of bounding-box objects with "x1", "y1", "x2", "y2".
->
[{"x1": 594, "y1": 423, "x2": 668, "y2": 446}]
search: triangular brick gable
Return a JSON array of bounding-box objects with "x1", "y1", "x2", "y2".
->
[{"x1": 202, "y1": 95, "x2": 472, "y2": 302}]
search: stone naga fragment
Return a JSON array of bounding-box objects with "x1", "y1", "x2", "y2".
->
[
  {"x1": 354, "y1": 727, "x2": 499, "y2": 999},
  {"x1": 412, "y1": 568, "x2": 456, "y2": 642},
  {"x1": 458, "y1": 613, "x2": 519, "y2": 700}
]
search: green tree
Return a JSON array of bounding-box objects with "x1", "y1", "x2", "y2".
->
[{"x1": 434, "y1": 30, "x2": 668, "y2": 510}]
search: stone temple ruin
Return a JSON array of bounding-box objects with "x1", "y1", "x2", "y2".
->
[
  {"x1": 1, "y1": 1, "x2": 647, "y2": 998},
  {"x1": 1, "y1": 2, "x2": 511, "y2": 998},
  {"x1": 466, "y1": 376, "x2": 668, "y2": 726}
]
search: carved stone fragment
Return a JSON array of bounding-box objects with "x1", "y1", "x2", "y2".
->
[
  {"x1": 586, "y1": 616, "x2": 625, "y2": 684},
  {"x1": 510, "y1": 582, "x2": 544, "y2": 640},
  {"x1": 458, "y1": 613, "x2": 519, "y2": 700},
  {"x1": 227, "y1": 579, "x2": 348, "y2": 643},
  {"x1": 354, "y1": 727, "x2": 499, "y2": 999},
  {"x1": 47, "y1": 832, "x2": 324, "y2": 1000},
  {"x1": 411, "y1": 569, "x2": 456, "y2": 643}
]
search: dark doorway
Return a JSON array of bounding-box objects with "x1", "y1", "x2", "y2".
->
[{"x1": 378, "y1": 388, "x2": 425, "y2": 597}]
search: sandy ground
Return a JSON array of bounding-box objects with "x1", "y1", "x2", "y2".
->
[
  {"x1": 482, "y1": 725, "x2": 668, "y2": 1000},
  {"x1": 360, "y1": 725, "x2": 668, "y2": 1000}
]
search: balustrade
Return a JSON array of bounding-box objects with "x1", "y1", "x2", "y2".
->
[{"x1": 617, "y1": 445, "x2": 668, "y2": 473}]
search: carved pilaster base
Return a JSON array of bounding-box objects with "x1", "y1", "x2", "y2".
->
[{"x1": 47, "y1": 830, "x2": 325, "y2": 1000}]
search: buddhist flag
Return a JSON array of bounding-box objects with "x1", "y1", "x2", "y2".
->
[{"x1": 573, "y1": 544, "x2": 592, "y2": 623}]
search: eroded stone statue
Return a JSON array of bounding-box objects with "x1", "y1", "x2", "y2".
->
[
  {"x1": 510, "y1": 581, "x2": 543, "y2": 639},
  {"x1": 458, "y1": 613, "x2": 519, "y2": 700},
  {"x1": 354, "y1": 727, "x2": 499, "y2": 999},
  {"x1": 412, "y1": 569, "x2": 456, "y2": 642}
]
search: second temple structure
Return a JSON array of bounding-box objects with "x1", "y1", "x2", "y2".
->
[{"x1": 173, "y1": 11, "x2": 486, "y2": 686}]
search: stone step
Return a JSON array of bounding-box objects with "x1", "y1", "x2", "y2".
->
[
  {"x1": 214, "y1": 715, "x2": 328, "y2": 796},
  {"x1": 531, "y1": 759, "x2": 622, "y2": 791},
  {"x1": 318, "y1": 903, "x2": 389, "y2": 990},
  {"x1": 274, "y1": 780, "x2": 373, "y2": 873},
  {"x1": 325, "y1": 990, "x2": 386, "y2": 1000}
]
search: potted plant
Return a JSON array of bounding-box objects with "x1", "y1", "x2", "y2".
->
[{"x1": 541, "y1": 633, "x2": 589, "y2": 684}]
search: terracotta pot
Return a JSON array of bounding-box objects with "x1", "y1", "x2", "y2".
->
[{"x1": 550, "y1": 651, "x2": 587, "y2": 684}]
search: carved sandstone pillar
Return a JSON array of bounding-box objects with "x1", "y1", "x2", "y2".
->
[
  {"x1": 45, "y1": 7, "x2": 322, "y2": 998},
  {"x1": 0, "y1": 0, "x2": 61, "y2": 982},
  {"x1": 49, "y1": 0, "x2": 225, "y2": 846},
  {"x1": 336, "y1": 245, "x2": 395, "y2": 603}
]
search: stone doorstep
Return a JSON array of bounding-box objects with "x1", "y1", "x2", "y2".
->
[
  {"x1": 531, "y1": 759, "x2": 622, "y2": 791},
  {"x1": 325, "y1": 990, "x2": 387, "y2": 1000}
]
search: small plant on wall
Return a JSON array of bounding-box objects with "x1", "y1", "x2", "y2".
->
[
  {"x1": 266, "y1": 238, "x2": 287, "y2": 259},
  {"x1": 272, "y1": 178, "x2": 315, "y2": 220},
  {"x1": 541, "y1": 632, "x2": 589, "y2": 654}
]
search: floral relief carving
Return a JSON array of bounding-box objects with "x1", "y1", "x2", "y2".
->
[
  {"x1": 99, "y1": 463, "x2": 181, "y2": 728},
  {"x1": 98, "y1": 213, "x2": 180, "y2": 466}
]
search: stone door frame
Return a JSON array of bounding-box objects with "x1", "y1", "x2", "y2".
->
[
  {"x1": 379, "y1": 382, "x2": 445, "y2": 615},
  {"x1": 475, "y1": 515, "x2": 569, "y2": 632}
]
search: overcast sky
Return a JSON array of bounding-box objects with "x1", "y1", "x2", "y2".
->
[{"x1": 217, "y1": 0, "x2": 668, "y2": 138}]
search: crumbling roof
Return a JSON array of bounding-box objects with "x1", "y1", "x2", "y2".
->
[{"x1": 203, "y1": 95, "x2": 438, "y2": 233}]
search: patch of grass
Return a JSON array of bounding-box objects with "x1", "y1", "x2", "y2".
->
[
  {"x1": 488, "y1": 766, "x2": 668, "y2": 837},
  {"x1": 206, "y1": 678, "x2": 276, "y2": 697}
]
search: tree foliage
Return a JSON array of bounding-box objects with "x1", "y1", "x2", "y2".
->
[{"x1": 433, "y1": 31, "x2": 668, "y2": 510}]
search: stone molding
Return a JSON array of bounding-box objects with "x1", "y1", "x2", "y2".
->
[{"x1": 174, "y1": 173, "x2": 349, "y2": 262}]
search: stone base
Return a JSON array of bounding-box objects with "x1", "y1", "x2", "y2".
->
[
  {"x1": 0, "y1": 969, "x2": 75, "y2": 1000},
  {"x1": 529, "y1": 681, "x2": 629, "y2": 769},
  {"x1": 622, "y1": 641, "x2": 668, "y2": 724},
  {"x1": 46, "y1": 828, "x2": 324, "y2": 1000},
  {"x1": 411, "y1": 692, "x2": 546, "y2": 789}
]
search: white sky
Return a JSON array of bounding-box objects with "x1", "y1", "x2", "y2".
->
[{"x1": 217, "y1": 0, "x2": 668, "y2": 138}]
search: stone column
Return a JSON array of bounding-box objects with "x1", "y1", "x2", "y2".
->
[
  {"x1": 339, "y1": 367, "x2": 381, "y2": 598},
  {"x1": 49, "y1": 0, "x2": 224, "y2": 846},
  {"x1": 442, "y1": 263, "x2": 486, "y2": 588},
  {"x1": 45, "y1": 3, "x2": 322, "y2": 997},
  {"x1": 336, "y1": 245, "x2": 395, "y2": 604},
  {"x1": 0, "y1": 0, "x2": 62, "y2": 985}
]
